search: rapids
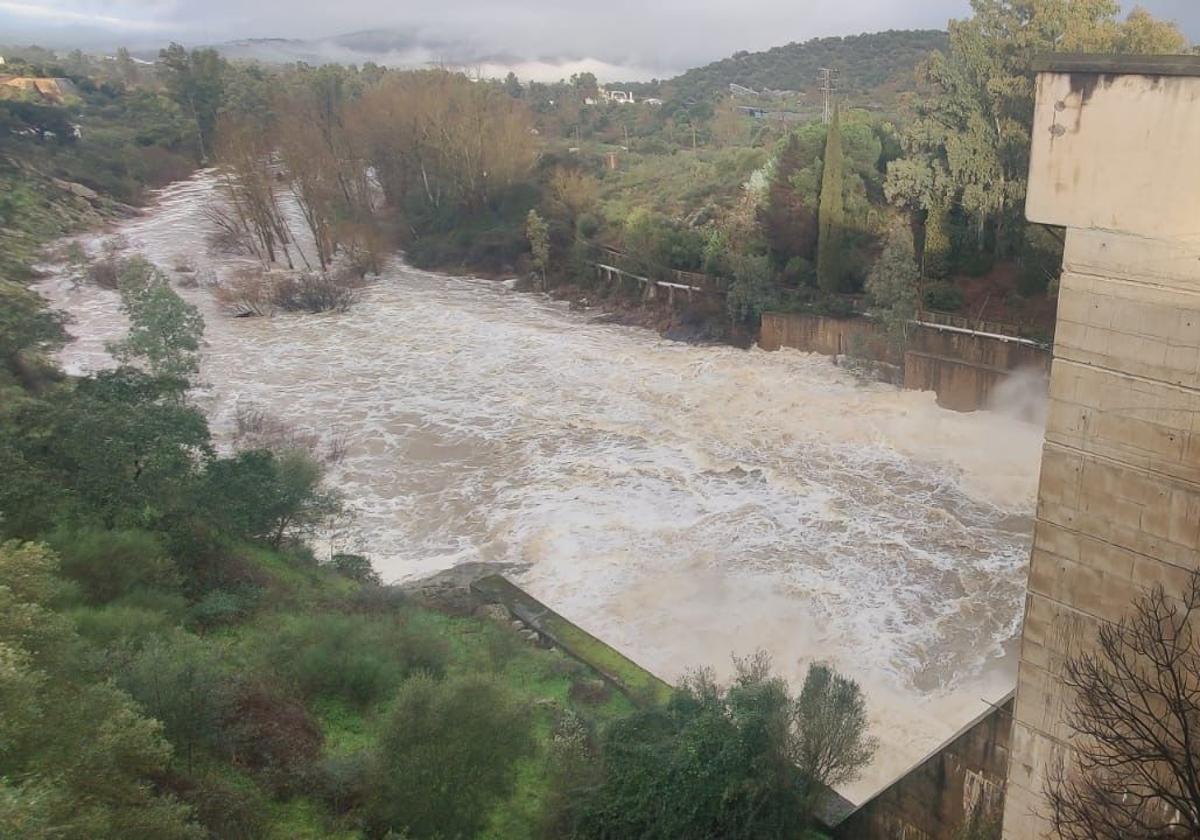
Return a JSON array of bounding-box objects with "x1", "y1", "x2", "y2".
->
[{"x1": 37, "y1": 172, "x2": 1044, "y2": 801}]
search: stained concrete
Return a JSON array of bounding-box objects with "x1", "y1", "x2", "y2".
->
[
  {"x1": 1003, "y1": 56, "x2": 1200, "y2": 838},
  {"x1": 759, "y1": 312, "x2": 1050, "y2": 412}
]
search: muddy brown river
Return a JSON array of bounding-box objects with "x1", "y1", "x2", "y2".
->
[{"x1": 38, "y1": 172, "x2": 1044, "y2": 801}]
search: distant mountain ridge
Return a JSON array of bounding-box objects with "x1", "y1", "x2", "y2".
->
[
  {"x1": 639, "y1": 29, "x2": 949, "y2": 104},
  {"x1": 191, "y1": 26, "x2": 947, "y2": 96}
]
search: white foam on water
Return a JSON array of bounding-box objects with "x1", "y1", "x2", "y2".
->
[{"x1": 36, "y1": 172, "x2": 1045, "y2": 802}]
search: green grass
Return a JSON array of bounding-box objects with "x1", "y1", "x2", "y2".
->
[{"x1": 266, "y1": 798, "x2": 360, "y2": 840}]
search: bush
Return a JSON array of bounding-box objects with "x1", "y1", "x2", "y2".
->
[
  {"x1": 84, "y1": 238, "x2": 127, "y2": 289},
  {"x1": 328, "y1": 553, "x2": 380, "y2": 585},
  {"x1": 218, "y1": 677, "x2": 323, "y2": 795},
  {"x1": 118, "y1": 632, "x2": 231, "y2": 773},
  {"x1": 254, "y1": 612, "x2": 449, "y2": 707},
  {"x1": 573, "y1": 656, "x2": 876, "y2": 839},
  {"x1": 316, "y1": 752, "x2": 371, "y2": 815},
  {"x1": 49, "y1": 527, "x2": 180, "y2": 604},
  {"x1": 273, "y1": 270, "x2": 365, "y2": 314},
  {"x1": 71, "y1": 603, "x2": 178, "y2": 645},
  {"x1": 188, "y1": 587, "x2": 261, "y2": 630},
  {"x1": 211, "y1": 269, "x2": 274, "y2": 316},
  {"x1": 923, "y1": 282, "x2": 964, "y2": 312},
  {"x1": 956, "y1": 247, "x2": 994, "y2": 278},
  {"x1": 576, "y1": 211, "x2": 601, "y2": 239},
  {"x1": 179, "y1": 774, "x2": 268, "y2": 840},
  {"x1": 366, "y1": 673, "x2": 536, "y2": 838}
]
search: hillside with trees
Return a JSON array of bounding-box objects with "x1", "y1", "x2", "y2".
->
[{"x1": 635, "y1": 29, "x2": 948, "y2": 107}]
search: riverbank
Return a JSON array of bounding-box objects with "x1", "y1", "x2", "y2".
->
[{"x1": 35, "y1": 169, "x2": 1046, "y2": 804}]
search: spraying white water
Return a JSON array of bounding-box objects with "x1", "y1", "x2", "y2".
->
[{"x1": 38, "y1": 173, "x2": 1044, "y2": 801}]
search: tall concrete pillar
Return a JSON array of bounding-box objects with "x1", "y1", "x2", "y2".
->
[{"x1": 1003, "y1": 55, "x2": 1200, "y2": 837}]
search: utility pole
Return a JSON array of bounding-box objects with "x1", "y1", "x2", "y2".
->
[{"x1": 818, "y1": 68, "x2": 837, "y2": 124}]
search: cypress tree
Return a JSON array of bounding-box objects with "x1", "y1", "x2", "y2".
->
[{"x1": 816, "y1": 106, "x2": 845, "y2": 293}]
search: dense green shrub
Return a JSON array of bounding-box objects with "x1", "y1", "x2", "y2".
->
[
  {"x1": 70, "y1": 603, "x2": 179, "y2": 645},
  {"x1": 923, "y1": 282, "x2": 964, "y2": 312},
  {"x1": 253, "y1": 612, "x2": 449, "y2": 706},
  {"x1": 328, "y1": 553, "x2": 381, "y2": 585},
  {"x1": 366, "y1": 673, "x2": 535, "y2": 838},
  {"x1": 572, "y1": 657, "x2": 875, "y2": 840},
  {"x1": 49, "y1": 527, "x2": 179, "y2": 604},
  {"x1": 118, "y1": 632, "x2": 231, "y2": 773},
  {"x1": 187, "y1": 587, "x2": 262, "y2": 630}
]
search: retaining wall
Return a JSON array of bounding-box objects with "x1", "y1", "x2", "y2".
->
[
  {"x1": 760, "y1": 312, "x2": 1051, "y2": 412},
  {"x1": 834, "y1": 694, "x2": 1013, "y2": 840}
]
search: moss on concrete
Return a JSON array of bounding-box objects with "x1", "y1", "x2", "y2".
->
[{"x1": 471, "y1": 574, "x2": 674, "y2": 706}]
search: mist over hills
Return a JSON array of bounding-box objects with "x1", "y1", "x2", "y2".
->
[
  {"x1": 192, "y1": 26, "x2": 947, "y2": 98},
  {"x1": 188, "y1": 28, "x2": 665, "y2": 82}
]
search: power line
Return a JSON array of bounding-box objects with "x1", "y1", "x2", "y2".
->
[{"x1": 818, "y1": 68, "x2": 838, "y2": 124}]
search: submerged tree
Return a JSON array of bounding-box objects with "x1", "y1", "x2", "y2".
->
[
  {"x1": 816, "y1": 106, "x2": 846, "y2": 293},
  {"x1": 1046, "y1": 569, "x2": 1200, "y2": 839},
  {"x1": 107, "y1": 257, "x2": 204, "y2": 384},
  {"x1": 211, "y1": 114, "x2": 295, "y2": 268}
]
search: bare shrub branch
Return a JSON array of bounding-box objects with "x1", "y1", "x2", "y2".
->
[
  {"x1": 1045, "y1": 572, "x2": 1200, "y2": 839},
  {"x1": 233, "y1": 402, "x2": 346, "y2": 467}
]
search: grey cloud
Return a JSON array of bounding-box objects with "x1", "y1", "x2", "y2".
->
[{"x1": 2, "y1": 0, "x2": 1196, "y2": 78}]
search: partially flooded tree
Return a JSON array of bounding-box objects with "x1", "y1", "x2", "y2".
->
[
  {"x1": 275, "y1": 67, "x2": 374, "y2": 271},
  {"x1": 107, "y1": 257, "x2": 204, "y2": 384},
  {"x1": 1045, "y1": 570, "x2": 1200, "y2": 839},
  {"x1": 210, "y1": 114, "x2": 294, "y2": 268},
  {"x1": 350, "y1": 71, "x2": 536, "y2": 217}
]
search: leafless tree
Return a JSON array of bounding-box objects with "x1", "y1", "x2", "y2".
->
[
  {"x1": 212, "y1": 113, "x2": 296, "y2": 268},
  {"x1": 1045, "y1": 570, "x2": 1200, "y2": 839}
]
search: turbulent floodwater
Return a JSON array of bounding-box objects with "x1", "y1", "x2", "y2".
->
[{"x1": 38, "y1": 173, "x2": 1044, "y2": 801}]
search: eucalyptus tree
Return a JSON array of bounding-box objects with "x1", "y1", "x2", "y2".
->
[{"x1": 885, "y1": 0, "x2": 1186, "y2": 259}]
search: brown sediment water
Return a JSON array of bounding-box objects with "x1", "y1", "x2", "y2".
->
[{"x1": 37, "y1": 172, "x2": 1044, "y2": 802}]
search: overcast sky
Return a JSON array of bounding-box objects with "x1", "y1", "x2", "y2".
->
[{"x1": 2, "y1": 0, "x2": 1197, "y2": 76}]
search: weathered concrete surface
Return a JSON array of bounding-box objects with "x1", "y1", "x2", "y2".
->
[
  {"x1": 1026, "y1": 63, "x2": 1200, "y2": 241},
  {"x1": 1004, "y1": 56, "x2": 1200, "y2": 839},
  {"x1": 835, "y1": 694, "x2": 1013, "y2": 840},
  {"x1": 760, "y1": 311, "x2": 900, "y2": 364},
  {"x1": 760, "y1": 312, "x2": 1049, "y2": 412},
  {"x1": 470, "y1": 574, "x2": 675, "y2": 705}
]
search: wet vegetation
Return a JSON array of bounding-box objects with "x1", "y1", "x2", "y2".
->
[{"x1": 0, "y1": 2, "x2": 1193, "y2": 836}]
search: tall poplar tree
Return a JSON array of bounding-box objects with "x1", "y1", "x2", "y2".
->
[{"x1": 816, "y1": 106, "x2": 845, "y2": 293}]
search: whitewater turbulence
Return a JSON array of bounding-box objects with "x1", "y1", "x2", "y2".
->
[{"x1": 39, "y1": 173, "x2": 1044, "y2": 801}]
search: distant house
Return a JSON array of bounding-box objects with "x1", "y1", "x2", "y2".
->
[{"x1": 603, "y1": 89, "x2": 635, "y2": 104}]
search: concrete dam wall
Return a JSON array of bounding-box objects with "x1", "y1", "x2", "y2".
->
[{"x1": 760, "y1": 312, "x2": 1051, "y2": 412}]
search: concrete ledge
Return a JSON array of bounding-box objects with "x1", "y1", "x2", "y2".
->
[{"x1": 470, "y1": 574, "x2": 674, "y2": 705}]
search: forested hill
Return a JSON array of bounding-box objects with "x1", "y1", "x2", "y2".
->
[{"x1": 650, "y1": 29, "x2": 948, "y2": 104}]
